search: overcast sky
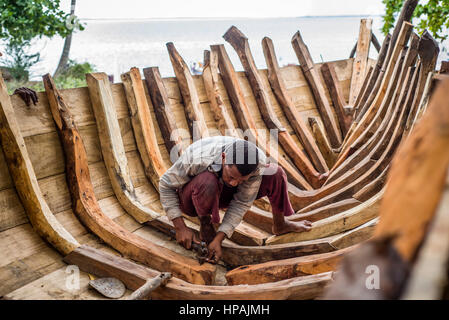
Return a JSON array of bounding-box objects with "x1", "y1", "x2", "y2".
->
[{"x1": 60, "y1": 0, "x2": 385, "y2": 19}]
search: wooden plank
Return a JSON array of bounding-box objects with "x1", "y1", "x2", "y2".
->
[
  {"x1": 265, "y1": 191, "x2": 381, "y2": 245},
  {"x1": 291, "y1": 30, "x2": 342, "y2": 148},
  {"x1": 262, "y1": 36, "x2": 328, "y2": 173},
  {"x1": 143, "y1": 67, "x2": 184, "y2": 157},
  {"x1": 226, "y1": 246, "x2": 354, "y2": 285},
  {"x1": 0, "y1": 74, "x2": 79, "y2": 256},
  {"x1": 211, "y1": 44, "x2": 312, "y2": 191},
  {"x1": 43, "y1": 73, "x2": 216, "y2": 285},
  {"x1": 373, "y1": 78, "x2": 449, "y2": 262},
  {"x1": 330, "y1": 218, "x2": 378, "y2": 250},
  {"x1": 348, "y1": 19, "x2": 373, "y2": 106},
  {"x1": 166, "y1": 42, "x2": 209, "y2": 139},
  {"x1": 121, "y1": 68, "x2": 168, "y2": 190},
  {"x1": 223, "y1": 26, "x2": 323, "y2": 188},
  {"x1": 64, "y1": 245, "x2": 333, "y2": 300},
  {"x1": 293, "y1": 198, "x2": 361, "y2": 222},
  {"x1": 86, "y1": 72, "x2": 160, "y2": 224},
  {"x1": 321, "y1": 62, "x2": 352, "y2": 136}
]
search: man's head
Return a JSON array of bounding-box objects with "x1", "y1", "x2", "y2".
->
[{"x1": 221, "y1": 140, "x2": 259, "y2": 187}]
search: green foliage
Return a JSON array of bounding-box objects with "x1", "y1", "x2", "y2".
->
[
  {"x1": 0, "y1": 0, "x2": 85, "y2": 81},
  {"x1": 5, "y1": 60, "x2": 96, "y2": 94},
  {"x1": 382, "y1": 0, "x2": 449, "y2": 42}
]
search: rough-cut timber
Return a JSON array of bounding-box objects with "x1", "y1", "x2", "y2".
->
[
  {"x1": 65, "y1": 245, "x2": 333, "y2": 300},
  {"x1": 308, "y1": 117, "x2": 337, "y2": 168},
  {"x1": 167, "y1": 42, "x2": 209, "y2": 139},
  {"x1": 321, "y1": 62, "x2": 352, "y2": 136},
  {"x1": 0, "y1": 74, "x2": 79, "y2": 256},
  {"x1": 223, "y1": 26, "x2": 324, "y2": 188},
  {"x1": 86, "y1": 72, "x2": 160, "y2": 224},
  {"x1": 143, "y1": 67, "x2": 184, "y2": 157},
  {"x1": 211, "y1": 44, "x2": 312, "y2": 191},
  {"x1": 262, "y1": 36, "x2": 328, "y2": 173},
  {"x1": 121, "y1": 68, "x2": 168, "y2": 190},
  {"x1": 348, "y1": 19, "x2": 373, "y2": 106},
  {"x1": 292, "y1": 30, "x2": 342, "y2": 148},
  {"x1": 43, "y1": 73, "x2": 216, "y2": 285}
]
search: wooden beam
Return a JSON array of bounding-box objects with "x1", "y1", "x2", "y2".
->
[
  {"x1": 262, "y1": 36, "x2": 328, "y2": 173},
  {"x1": 223, "y1": 26, "x2": 324, "y2": 188},
  {"x1": 166, "y1": 42, "x2": 209, "y2": 139},
  {"x1": 291, "y1": 30, "x2": 342, "y2": 148},
  {"x1": 226, "y1": 246, "x2": 354, "y2": 285},
  {"x1": 373, "y1": 78, "x2": 449, "y2": 262},
  {"x1": 321, "y1": 62, "x2": 353, "y2": 136},
  {"x1": 349, "y1": 19, "x2": 373, "y2": 106},
  {"x1": 202, "y1": 49, "x2": 238, "y2": 137},
  {"x1": 308, "y1": 117, "x2": 337, "y2": 168},
  {"x1": 43, "y1": 73, "x2": 216, "y2": 285},
  {"x1": 211, "y1": 44, "x2": 312, "y2": 191},
  {"x1": 143, "y1": 67, "x2": 184, "y2": 157},
  {"x1": 0, "y1": 74, "x2": 79, "y2": 256},
  {"x1": 293, "y1": 198, "x2": 361, "y2": 222},
  {"x1": 121, "y1": 68, "x2": 168, "y2": 190},
  {"x1": 64, "y1": 245, "x2": 333, "y2": 300},
  {"x1": 86, "y1": 72, "x2": 160, "y2": 224},
  {"x1": 352, "y1": 65, "x2": 373, "y2": 119}
]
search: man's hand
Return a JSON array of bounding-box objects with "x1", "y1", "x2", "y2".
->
[
  {"x1": 172, "y1": 217, "x2": 199, "y2": 250},
  {"x1": 207, "y1": 232, "x2": 226, "y2": 263}
]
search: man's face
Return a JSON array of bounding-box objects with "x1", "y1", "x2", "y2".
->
[{"x1": 221, "y1": 153, "x2": 252, "y2": 187}]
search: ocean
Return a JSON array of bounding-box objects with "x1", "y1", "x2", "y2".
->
[{"x1": 23, "y1": 16, "x2": 386, "y2": 80}]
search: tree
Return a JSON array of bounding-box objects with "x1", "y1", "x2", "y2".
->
[
  {"x1": 54, "y1": 0, "x2": 79, "y2": 77},
  {"x1": 0, "y1": 0, "x2": 84, "y2": 80},
  {"x1": 382, "y1": 0, "x2": 449, "y2": 42}
]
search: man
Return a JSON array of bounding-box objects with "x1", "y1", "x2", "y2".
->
[{"x1": 159, "y1": 136, "x2": 312, "y2": 263}]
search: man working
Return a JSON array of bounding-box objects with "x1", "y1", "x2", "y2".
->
[{"x1": 159, "y1": 136, "x2": 312, "y2": 263}]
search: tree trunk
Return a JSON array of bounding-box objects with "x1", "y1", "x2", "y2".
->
[{"x1": 53, "y1": 0, "x2": 76, "y2": 77}]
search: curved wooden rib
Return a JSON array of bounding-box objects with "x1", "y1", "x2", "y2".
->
[
  {"x1": 291, "y1": 30, "x2": 342, "y2": 148},
  {"x1": 166, "y1": 42, "x2": 209, "y2": 139},
  {"x1": 265, "y1": 191, "x2": 381, "y2": 245},
  {"x1": 348, "y1": 18, "x2": 372, "y2": 106},
  {"x1": 321, "y1": 62, "x2": 352, "y2": 136},
  {"x1": 374, "y1": 78, "x2": 449, "y2": 262},
  {"x1": 43, "y1": 73, "x2": 216, "y2": 285},
  {"x1": 308, "y1": 117, "x2": 337, "y2": 168},
  {"x1": 64, "y1": 245, "x2": 333, "y2": 300},
  {"x1": 86, "y1": 72, "x2": 160, "y2": 224},
  {"x1": 120, "y1": 68, "x2": 168, "y2": 190},
  {"x1": 352, "y1": 66, "x2": 373, "y2": 119},
  {"x1": 143, "y1": 67, "x2": 184, "y2": 157},
  {"x1": 211, "y1": 44, "x2": 312, "y2": 191},
  {"x1": 226, "y1": 246, "x2": 354, "y2": 285},
  {"x1": 293, "y1": 198, "x2": 361, "y2": 222},
  {"x1": 223, "y1": 26, "x2": 323, "y2": 188},
  {"x1": 0, "y1": 74, "x2": 79, "y2": 256},
  {"x1": 262, "y1": 36, "x2": 328, "y2": 173},
  {"x1": 338, "y1": 22, "x2": 412, "y2": 156}
]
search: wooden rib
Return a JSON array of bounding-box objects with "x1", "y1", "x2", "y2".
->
[
  {"x1": 265, "y1": 191, "x2": 381, "y2": 245},
  {"x1": 373, "y1": 78, "x2": 449, "y2": 263},
  {"x1": 223, "y1": 26, "x2": 323, "y2": 188},
  {"x1": 211, "y1": 44, "x2": 312, "y2": 191},
  {"x1": 166, "y1": 42, "x2": 209, "y2": 139},
  {"x1": 329, "y1": 218, "x2": 378, "y2": 250},
  {"x1": 401, "y1": 172, "x2": 449, "y2": 299},
  {"x1": 85, "y1": 72, "x2": 160, "y2": 224},
  {"x1": 261, "y1": 36, "x2": 328, "y2": 173},
  {"x1": 64, "y1": 245, "x2": 333, "y2": 300},
  {"x1": 389, "y1": 0, "x2": 418, "y2": 51},
  {"x1": 226, "y1": 246, "x2": 354, "y2": 286},
  {"x1": 43, "y1": 73, "x2": 216, "y2": 285},
  {"x1": 120, "y1": 68, "x2": 168, "y2": 190},
  {"x1": 337, "y1": 22, "x2": 413, "y2": 157},
  {"x1": 349, "y1": 33, "x2": 381, "y2": 58},
  {"x1": 293, "y1": 198, "x2": 362, "y2": 222},
  {"x1": 291, "y1": 30, "x2": 342, "y2": 148},
  {"x1": 352, "y1": 34, "x2": 391, "y2": 120},
  {"x1": 0, "y1": 74, "x2": 79, "y2": 256},
  {"x1": 321, "y1": 62, "x2": 352, "y2": 135},
  {"x1": 348, "y1": 18, "x2": 373, "y2": 106},
  {"x1": 143, "y1": 67, "x2": 184, "y2": 156},
  {"x1": 308, "y1": 117, "x2": 337, "y2": 168},
  {"x1": 202, "y1": 49, "x2": 238, "y2": 137},
  {"x1": 352, "y1": 66, "x2": 373, "y2": 119}
]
